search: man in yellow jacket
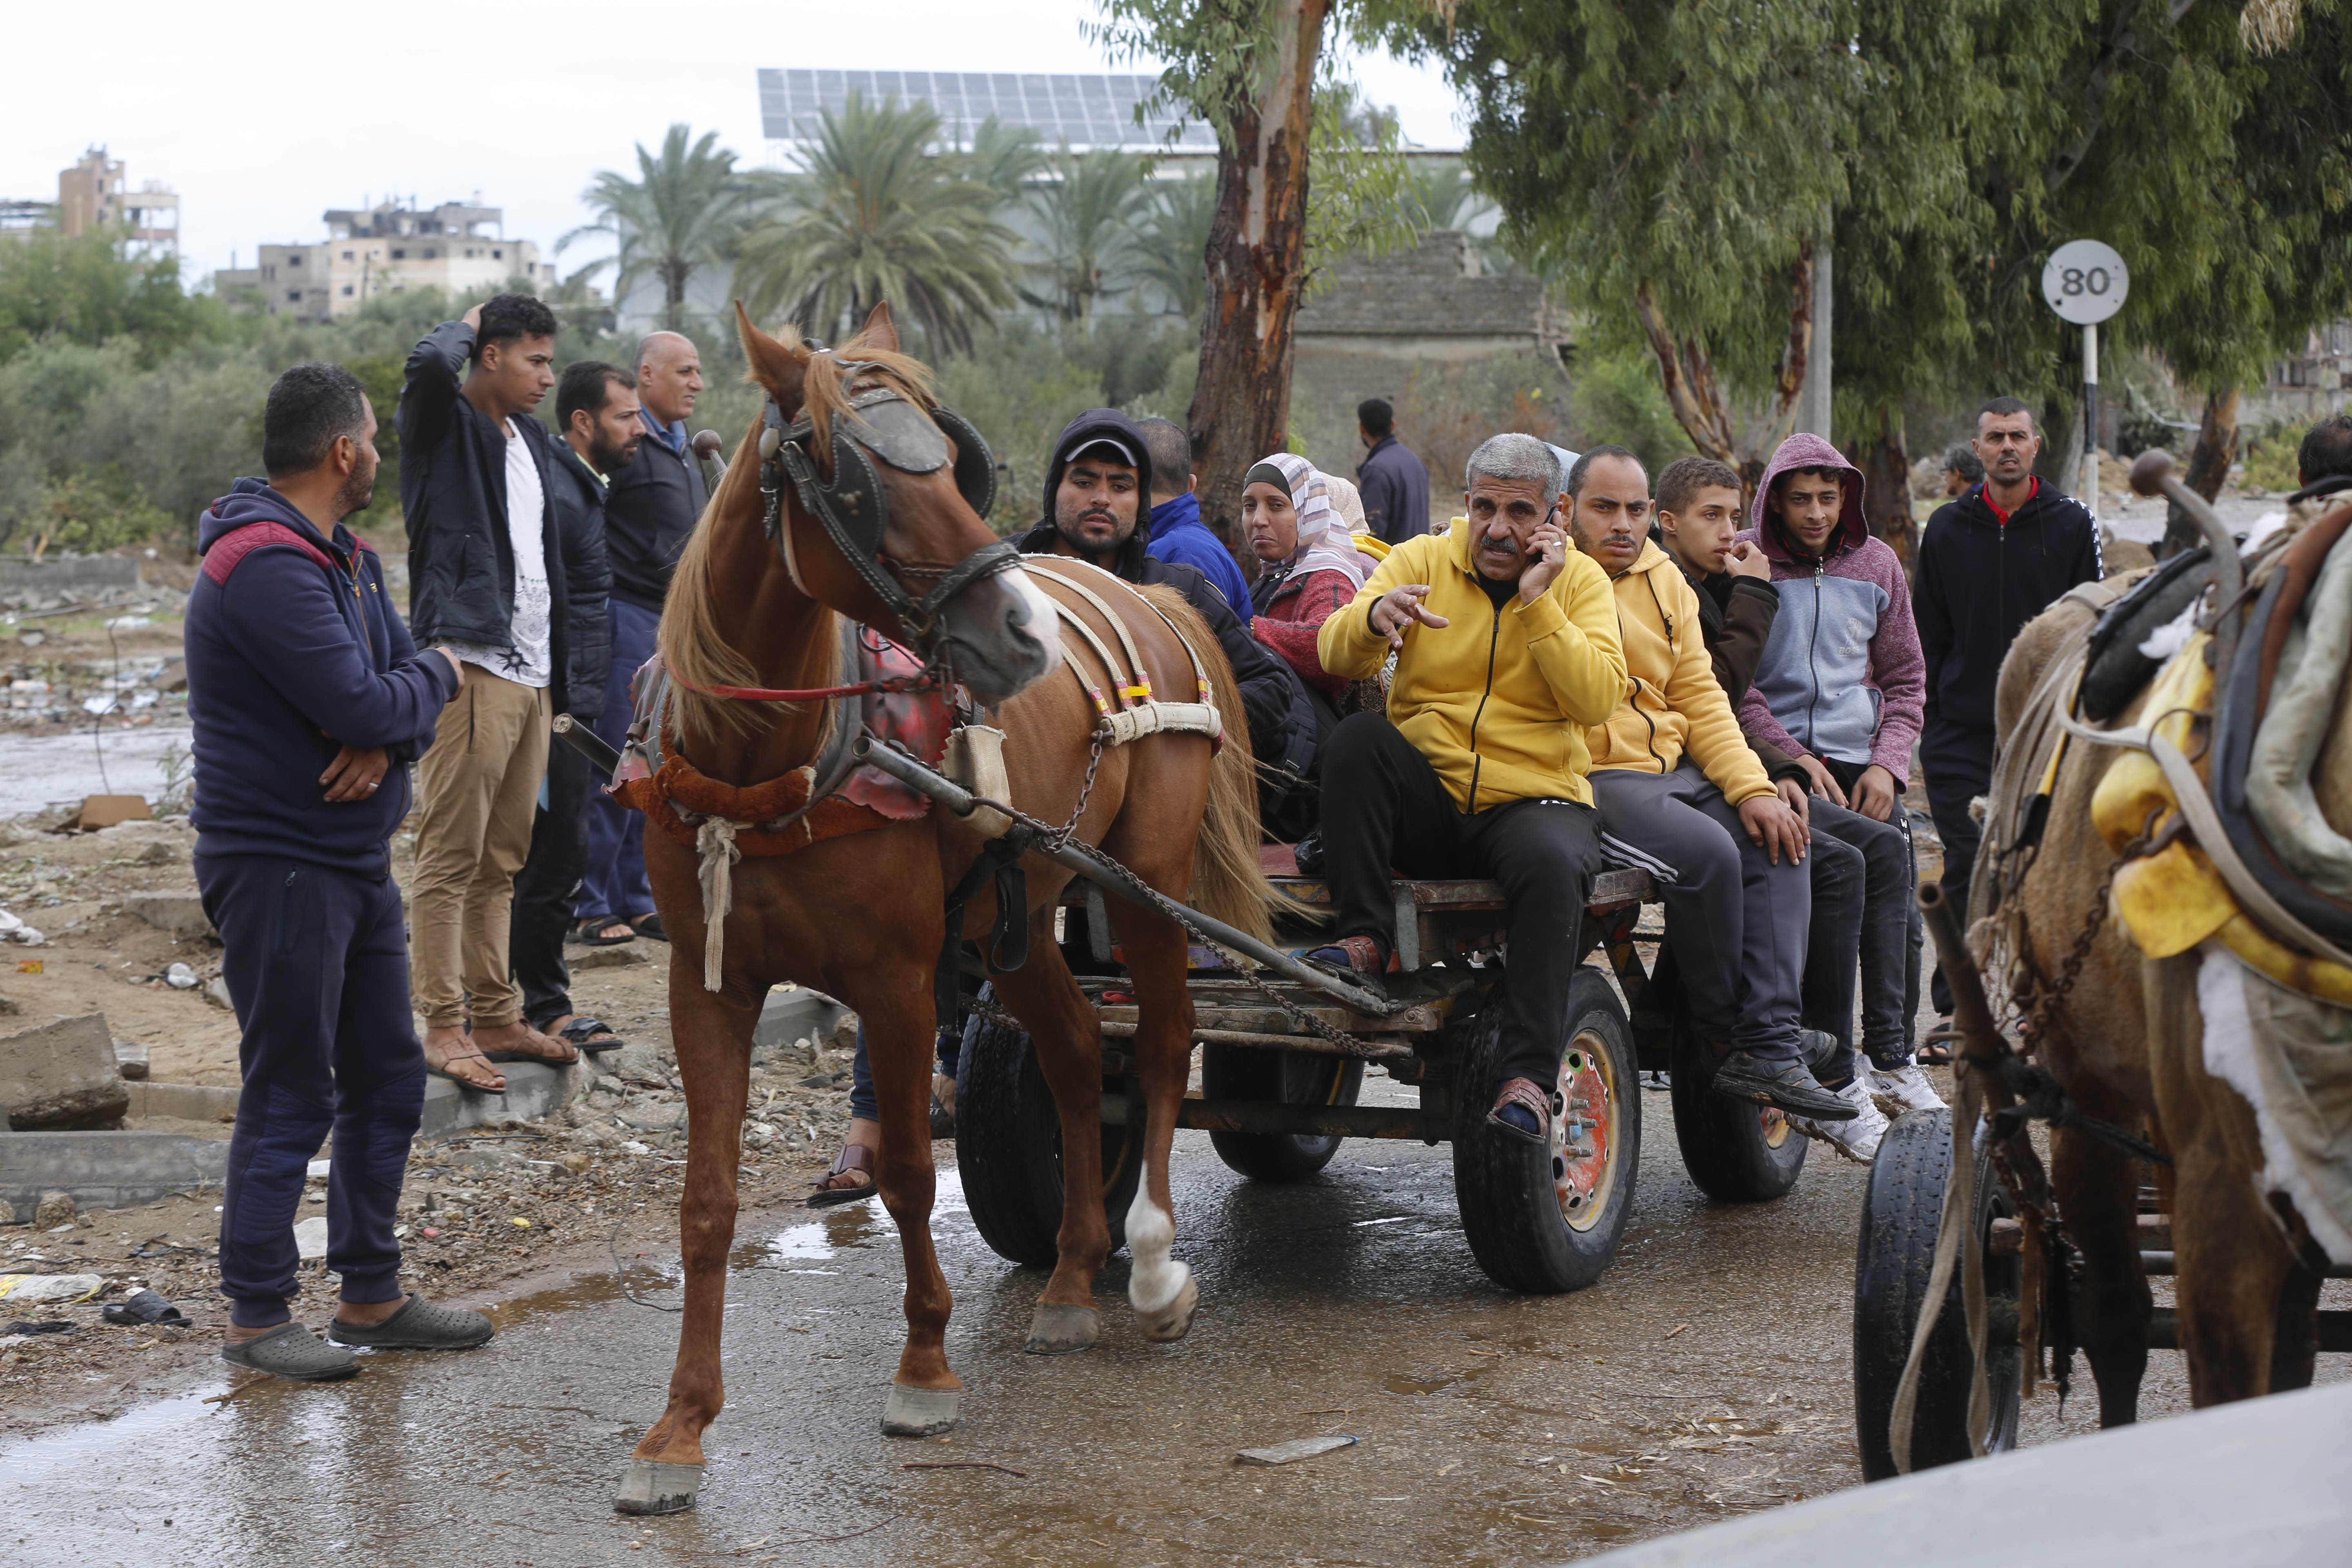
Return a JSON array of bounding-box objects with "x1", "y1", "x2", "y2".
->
[
  {"x1": 1312, "y1": 434, "x2": 1627, "y2": 1145},
  {"x1": 1568, "y1": 445, "x2": 1853, "y2": 1123}
]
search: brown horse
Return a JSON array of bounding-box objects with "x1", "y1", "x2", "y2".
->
[
  {"x1": 1978, "y1": 564, "x2": 2334, "y2": 1427},
  {"x1": 612, "y1": 303, "x2": 1275, "y2": 1515}
]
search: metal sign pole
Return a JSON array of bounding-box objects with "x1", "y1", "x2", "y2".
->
[{"x1": 2083, "y1": 321, "x2": 2099, "y2": 524}]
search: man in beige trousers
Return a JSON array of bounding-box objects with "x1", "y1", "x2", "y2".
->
[{"x1": 396, "y1": 294, "x2": 578, "y2": 1090}]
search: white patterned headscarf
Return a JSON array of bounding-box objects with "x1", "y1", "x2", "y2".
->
[{"x1": 1247, "y1": 452, "x2": 1367, "y2": 589}]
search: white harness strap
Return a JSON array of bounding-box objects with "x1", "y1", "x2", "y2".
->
[
  {"x1": 1021, "y1": 557, "x2": 1221, "y2": 745},
  {"x1": 697, "y1": 817, "x2": 742, "y2": 991}
]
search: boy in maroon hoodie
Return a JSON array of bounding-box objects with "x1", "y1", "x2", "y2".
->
[{"x1": 1736, "y1": 435, "x2": 1943, "y2": 1125}]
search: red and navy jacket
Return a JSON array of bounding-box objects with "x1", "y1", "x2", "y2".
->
[{"x1": 187, "y1": 479, "x2": 460, "y2": 872}]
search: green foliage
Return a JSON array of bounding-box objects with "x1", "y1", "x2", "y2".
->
[
  {"x1": 561, "y1": 125, "x2": 747, "y2": 334},
  {"x1": 0, "y1": 229, "x2": 229, "y2": 366},
  {"x1": 1134, "y1": 172, "x2": 1219, "y2": 323},
  {"x1": 1020, "y1": 144, "x2": 1159, "y2": 323},
  {"x1": 734, "y1": 94, "x2": 1022, "y2": 355},
  {"x1": 1305, "y1": 78, "x2": 1422, "y2": 288},
  {"x1": 14, "y1": 467, "x2": 172, "y2": 560}
]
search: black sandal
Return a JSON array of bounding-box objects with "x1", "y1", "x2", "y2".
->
[
  {"x1": 630, "y1": 912, "x2": 668, "y2": 942},
  {"x1": 570, "y1": 917, "x2": 635, "y2": 947},
  {"x1": 556, "y1": 1016, "x2": 626, "y2": 1054},
  {"x1": 1918, "y1": 1020, "x2": 1960, "y2": 1067},
  {"x1": 806, "y1": 1142, "x2": 878, "y2": 1209},
  {"x1": 1486, "y1": 1077, "x2": 1552, "y2": 1147}
]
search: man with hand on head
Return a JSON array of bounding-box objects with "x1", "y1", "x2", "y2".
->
[
  {"x1": 581, "y1": 330, "x2": 708, "y2": 947},
  {"x1": 187, "y1": 362, "x2": 489, "y2": 1379},
  {"x1": 509, "y1": 361, "x2": 637, "y2": 1060},
  {"x1": 1311, "y1": 434, "x2": 1627, "y2": 1148},
  {"x1": 1567, "y1": 447, "x2": 1846, "y2": 1125},
  {"x1": 400, "y1": 294, "x2": 575, "y2": 1091},
  {"x1": 1138, "y1": 415, "x2": 1252, "y2": 612}
]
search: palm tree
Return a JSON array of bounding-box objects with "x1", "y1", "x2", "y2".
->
[
  {"x1": 945, "y1": 115, "x2": 1048, "y2": 204},
  {"x1": 560, "y1": 125, "x2": 746, "y2": 333},
  {"x1": 734, "y1": 94, "x2": 1020, "y2": 356},
  {"x1": 1020, "y1": 143, "x2": 1156, "y2": 325},
  {"x1": 1134, "y1": 172, "x2": 1217, "y2": 326}
]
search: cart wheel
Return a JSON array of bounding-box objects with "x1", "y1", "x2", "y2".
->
[
  {"x1": 1451, "y1": 968, "x2": 1640, "y2": 1294},
  {"x1": 1200, "y1": 1044, "x2": 1364, "y2": 1182},
  {"x1": 954, "y1": 1009, "x2": 1144, "y2": 1268},
  {"x1": 1853, "y1": 1107, "x2": 2022, "y2": 1479},
  {"x1": 1662, "y1": 955, "x2": 1808, "y2": 1200}
]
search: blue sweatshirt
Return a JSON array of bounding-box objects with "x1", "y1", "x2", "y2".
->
[
  {"x1": 1144, "y1": 492, "x2": 1251, "y2": 611},
  {"x1": 187, "y1": 479, "x2": 461, "y2": 873}
]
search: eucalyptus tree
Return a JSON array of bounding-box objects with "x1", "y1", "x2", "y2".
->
[
  {"x1": 560, "y1": 125, "x2": 747, "y2": 334},
  {"x1": 733, "y1": 94, "x2": 1021, "y2": 356}
]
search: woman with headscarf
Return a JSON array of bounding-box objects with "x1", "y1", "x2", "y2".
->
[{"x1": 1241, "y1": 452, "x2": 1368, "y2": 696}]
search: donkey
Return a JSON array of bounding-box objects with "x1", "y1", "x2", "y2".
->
[{"x1": 612, "y1": 303, "x2": 1274, "y2": 1514}]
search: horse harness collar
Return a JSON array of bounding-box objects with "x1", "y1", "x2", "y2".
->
[{"x1": 759, "y1": 374, "x2": 1016, "y2": 645}]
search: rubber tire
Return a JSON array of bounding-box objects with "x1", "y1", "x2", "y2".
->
[
  {"x1": 954, "y1": 1014, "x2": 1144, "y2": 1268},
  {"x1": 1660, "y1": 945, "x2": 1809, "y2": 1201},
  {"x1": 1450, "y1": 969, "x2": 1640, "y2": 1294},
  {"x1": 1853, "y1": 1107, "x2": 2022, "y2": 1480},
  {"x1": 1200, "y1": 1044, "x2": 1365, "y2": 1182}
]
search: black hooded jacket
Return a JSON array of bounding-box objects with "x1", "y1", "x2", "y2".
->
[
  {"x1": 1016, "y1": 409, "x2": 1299, "y2": 771},
  {"x1": 1913, "y1": 477, "x2": 2102, "y2": 732}
]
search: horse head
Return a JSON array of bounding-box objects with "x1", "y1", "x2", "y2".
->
[{"x1": 737, "y1": 302, "x2": 1059, "y2": 709}]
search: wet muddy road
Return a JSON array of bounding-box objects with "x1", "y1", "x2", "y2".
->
[{"x1": 0, "y1": 1077, "x2": 2269, "y2": 1567}]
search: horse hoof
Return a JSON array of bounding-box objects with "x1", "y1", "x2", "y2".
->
[
  {"x1": 1023, "y1": 1302, "x2": 1102, "y2": 1355},
  {"x1": 613, "y1": 1458, "x2": 704, "y2": 1515},
  {"x1": 882, "y1": 1381, "x2": 961, "y2": 1437},
  {"x1": 1136, "y1": 1276, "x2": 1200, "y2": 1343}
]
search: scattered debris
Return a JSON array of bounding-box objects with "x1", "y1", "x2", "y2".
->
[
  {"x1": 902, "y1": 1461, "x2": 1028, "y2": 1477},
  {"x1": 0, "y1": 1272, "x2": 104, "y2": 1303},
  {"x1": 292, "y1": 1216, "x2": 329, "y2": 1261},
  {"x1": 0, "y1": 909, "x2": 43, "y2": 946},
  {"x1": 163, "y1": 962, "x2": 197, "y2": 989},
  {"x1": 102, "y1": 1287, "x2": 191, "y2": 1328},
  {"x1": 34, "y1": 1190, "x2": 75, "y2": 1229},
  {"x1": 1236, "y1": 1435, "x2": 1359, "y2": 1466},
  {"x1": 1, "y1": 1014, "x2": 128, "y2": 1129},
  {"x1": 1665, "y1": 1323, "x2": 1689, "y2": 1339}
]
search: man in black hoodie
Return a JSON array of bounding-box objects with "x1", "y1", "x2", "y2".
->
[
  {"x1": 1912, "y1": 397, "x2": 2102, "y2": 1017},
  {"x1": 1012, "y1": 410, "x2": 1306, "y2": 817}
]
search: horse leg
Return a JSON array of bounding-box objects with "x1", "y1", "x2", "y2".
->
[
  {"x1": 1109, "y1": 901, "x2": 1198, "y2": 1342},
  {"x1": 861, "y1": 973, "x2": 963, "y2": 1434},
  {"x1": 2147, "y1": 953, "x2": 2300, "y2": 1405},
  {"x1": 617, "y1": 972, "x2": 759, "y2": 1515},
  {"x1": 2049, "y1": 1121, "x2": 2149, "y2": 1427},
  {"x1": 987, "y1": 918, "x2": 1114, "y2": 1354}
]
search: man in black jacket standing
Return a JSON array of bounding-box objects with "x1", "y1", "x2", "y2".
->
[
  {"x1": 398, "y1": 294, "x2": 575, "y2": 1089},
  {"x1": 510, "y1": 361, "x2": 635, "y2": 1054},
  {"x1": 580, "y1": 330, "x2": 707, "y2": 943},
  {"x1": 1355, "y1": 397, "x2": 1431, "y2": 546},
  {"x1": 1911, "y1": 396, "x2": 2102, "y2": 1017},
  {"x1": 1012, "y1": 410, "x2": 1306, "y2": 818}
]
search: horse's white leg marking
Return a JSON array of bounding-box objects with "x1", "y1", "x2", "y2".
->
[{"x1": 1124, "y1": 1160, "x2": 1188, "y2": 1314}]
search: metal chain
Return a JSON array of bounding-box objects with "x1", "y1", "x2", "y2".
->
[
  {"x1": 1044, "y1": 731, "x2": 1107, "y2": 851},
  {"x1": 2015, "y1": 836, "x2": 2141, "y2": 1050},
  {"x1": 949, "y1": 784, "x2": 1392, "y2": 1059}
]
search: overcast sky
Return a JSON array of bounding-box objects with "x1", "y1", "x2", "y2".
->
[{"x1": 1, "y1": 0, "x2": 1465, "y2": 284}]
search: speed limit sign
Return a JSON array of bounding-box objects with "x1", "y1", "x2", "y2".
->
[{"x1": 2042, "y1": 240, "x2": 2129, "y2": 325}]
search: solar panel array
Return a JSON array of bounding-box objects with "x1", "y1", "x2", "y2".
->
[{"x1": 757, "y1": 69, "x2": 1216, "y2": 150}]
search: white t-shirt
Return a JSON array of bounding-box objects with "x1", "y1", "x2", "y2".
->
[{"x1": 445, "y1": 419, "x2": 553, "y2": 689}]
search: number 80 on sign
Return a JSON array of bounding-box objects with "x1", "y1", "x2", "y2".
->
[{"x1": 2042, "y1": 239, "x2": 2130, "y2": 325}]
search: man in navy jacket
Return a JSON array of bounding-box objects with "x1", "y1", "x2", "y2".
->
[{"x1": 188, "y1": 362, "x2": 490, "y2": 1379}]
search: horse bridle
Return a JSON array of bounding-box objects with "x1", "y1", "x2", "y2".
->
[{"x1": 758, "y1": 366, "x2": 1018, "y2": 647}]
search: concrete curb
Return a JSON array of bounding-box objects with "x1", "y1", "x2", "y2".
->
[
  {"x1": 1, "y1": 1130, "x2": 228, "y2": 1220},
  {"x1": 419, "y1": 1058, "x2": 596, "y2": 1141},
  {"x1": 126, "y1": 1081, "x2": 238, "y2": 1121}
]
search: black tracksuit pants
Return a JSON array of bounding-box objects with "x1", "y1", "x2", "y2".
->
[
  {"x1": 512, "y1": 735, "x2": 592, "y2": 1029},
  {"x1": 196, "y1": 852, "x2": 423, "y2": 1329},
  {"x1": 1920, "y1": 717, "x2": 1994, "y2": 1014},
  {"x1": 1319, "y1": 714, "x2": 1600, "y2": 1093}
]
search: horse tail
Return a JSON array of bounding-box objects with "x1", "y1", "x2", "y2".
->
[{"x1": 1135, "y1": 584, "x2": 1285, "y2": 945}]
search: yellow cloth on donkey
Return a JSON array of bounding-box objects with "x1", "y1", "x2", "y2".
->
[{"x1": 2091, "y1": 631, "x2": 2352, "y2": 1004}]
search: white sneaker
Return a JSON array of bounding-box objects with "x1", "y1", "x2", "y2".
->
[
  {"x1": 1865, "y1": 1062, "x2": 1948, "y2": 1116},
  {"x1": 1793, "y1": 1076, "x2": 1889, "y2": 1163}
]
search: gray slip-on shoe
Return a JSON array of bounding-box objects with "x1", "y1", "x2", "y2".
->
[
  {"x1": 221, "y1": 1322, "x2": 359, "y2": 1381},
  {"x1": 325, "y1": 1294, "x2": 494, "y2": 1350},
  {"x1": 1711, "y1": 1049, "x2": 1859, "y2": 1120}
]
